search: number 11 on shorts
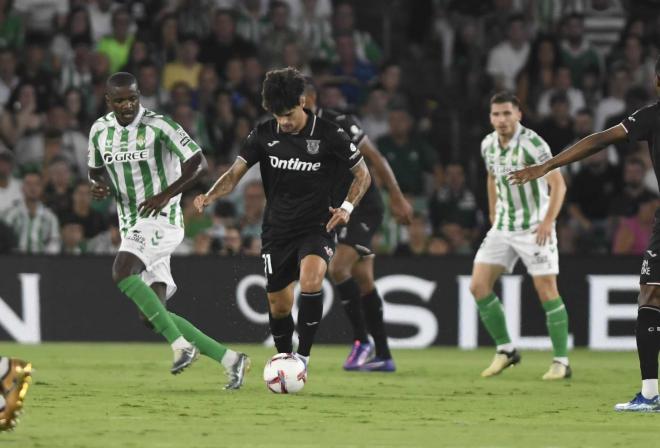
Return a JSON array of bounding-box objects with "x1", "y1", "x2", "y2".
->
[{"x1": 262, "y1": 253, "x2": 273, "y2": 275}]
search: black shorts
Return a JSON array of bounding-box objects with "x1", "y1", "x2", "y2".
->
[
  {"x1": 261, "y1": 231, "x2": 336, "y2": 292},
  {"x1": 640, "y1": 226, "x2": 660, "y2": 284},
  {"x1": 336, "y1": 208, "x2": 383, "y2": 257}
]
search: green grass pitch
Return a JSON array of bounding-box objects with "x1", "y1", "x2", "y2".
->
[{"x1": 0, "y1": 343, "x2": 657, "y2": 447}]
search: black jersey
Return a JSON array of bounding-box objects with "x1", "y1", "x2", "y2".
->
[
  {"x1": 240, "y1": 109, "x2": 364, "y2": 240},
  {"x1": 621, "y1": 101, "x2": 660, "y2": 193},
  {"x1": 317, "y1": 108, "x2": 384, "y2": 215}
]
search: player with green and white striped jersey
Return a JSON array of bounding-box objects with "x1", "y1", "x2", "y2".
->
[
  {"x1": 88, "y1": 72, "x2": 250, "y2": 386},
  {"x1": 470, "y1": 92, "x2": 571, "y2": 381}
]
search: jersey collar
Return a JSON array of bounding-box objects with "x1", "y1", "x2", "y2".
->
[
  {"x1": 113, "y1": 105, "x2": 145, "y2": 130},
  {"x1": 498, "y1": 122, "x2": 523, "y2": 151},
  {"x1": 277, "y1": 109, "x2": 317, "y2": 137}
]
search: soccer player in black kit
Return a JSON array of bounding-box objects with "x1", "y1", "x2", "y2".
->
[
  {"x1": 510, "y1": 57, "x2": 660, "y2": 412},
  {"x1": 303, "y1": 81, "x2": 413, "y2": 371},
  {"x1": 194, "y1": 67, "x2": 371, "y2": 374}
]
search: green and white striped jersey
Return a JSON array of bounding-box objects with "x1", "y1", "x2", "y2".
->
[
  {"x1": 480, "y1": 124, "x2": 553, "y2": 231},
  {"x1": 88, "y1": 106, "x2": 200, "y2": 235},
  {"x1": 3, "y1": 202, "x2": 61, "y2": 254}
]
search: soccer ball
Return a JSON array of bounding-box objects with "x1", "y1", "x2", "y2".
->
[{"x1": 263, "y1": 353, "x2": 307, "y2": 394}]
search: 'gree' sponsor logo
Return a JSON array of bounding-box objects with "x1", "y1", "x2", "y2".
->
[
  {"x1": 103, "y1": 150, "x2": 149, "y2": 164},
  {"x1": 268, "y1": 155, "x2": 320, "y2": 172}
]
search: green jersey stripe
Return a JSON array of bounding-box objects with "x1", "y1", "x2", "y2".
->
[
  {"x1": 136, "y1": 125, "x2": 154, "y2": 200},
  {"x1": 518, "y1": 184, "x2": 530, "y2": 229},
  {"x1": 161, "y1": 129, "x2": 185, "y2": 160},
  {"x1": 152, "y1": 128, "x2": 169, "y2": 190},
  {"x1": 169, "y1": 203, "x2": 176, "y2": 225},
  {"x1": 92, "y1": 129, "x2": 104, "y2": 167},
  {"x1": 502, "y1": 176, "x2": 516, "y2": 231},
  {"x1": 120, "y1": 129, "x2": 139, "y2": 227}
]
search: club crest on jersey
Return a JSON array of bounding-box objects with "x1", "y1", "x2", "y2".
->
[{"x1": 306, "y1": 139, "x2": 320, "y2": 155}]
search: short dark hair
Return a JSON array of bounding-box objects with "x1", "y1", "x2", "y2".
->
[
  {"x1": 625, "y1": 156, "x2": 646, "y2": 170},
  {"x1": 261, "y1": 67, "x2": 306, "y2": 115},
  {"x1": 490, "y1": 91, "x2": 520, "y2": 108},
  {"x1": 107, "y1": 72, "x2": 137, "y2": 90}
]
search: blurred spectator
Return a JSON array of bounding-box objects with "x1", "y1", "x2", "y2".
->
[
  {"x1": 318, "y1": 82, "x2": 347, "y2": 110},
  {"x1": 242, "y1": 56, "x2": 265, "y2": 113},
  {"x1": 0, "y1": 47, "x2": 18, "y2": 108},
  {"x1": 536, "y1": 65, "x2": 586, "y2": 118},
  {"x1": 0, "y1": 149, "x2": 19, "y2": 212},
  {"x1": 376, "y1": 107, "x2": 437, "y2": 196},
  {"x1": 427, "y1": 235, "x2": 451, "y2": 255},
  {"x1": 560, "y1": 13, "x2": 601, "y2": 90},
  {"x1": 282, "y1": 41, "x2": 311, "y2": 75},
  {"x1": 236, "y1": 0, "x2": 268, "y2": 45},
  {"x1": 19, "y1": 34, "x2": 55, "y2": 111},
  {"x1": 66, "y1": 180, "x2": 106, "y2": 238},
  {"x1": 0, "y1": 0, "x2": 24, "y2": 50},
  {"x1": 615, "y1": 34, "x2": 654, "y2": 91},
  {"x1": 536, "y1": 91, "x2": 575, "y2": 156},
  {"x1": 137, "y1": 61, "x2": 167, "y2": 112},
  {"x1": 259, "y1": 1, "x2": 299, "y2": 70},
  {"x1": 96, "y1": 8, "x2": 134, "y2": 73},
  {"x1": 50, "y1": 6, "x2": 92, "y2": 72},
  {"x1": 200, "y1": 9, "x2": 256, "y2": 77},
  {"x1": 612, "y1": 196, "x2": 658, "y2": 255},
  {"x1": 46, "y1": 103, "x2": 87, "y2": 176},
  {"x1": 88, "y1": 0, "x2": 116, "y2": 43},
  {"x1": 196, "y1": 65, "x2": 220, "y2": 114},
  {"x1": 219, "y1": 225, "x2": 243, "y2": 256},
  {"x1": 207, "y1": 199, "x2": 237, "y2": 243},
  {"x1": 172, "y1": 103, "x2": 210, "y2": 152},
  {"x1": 192, "y1": 230, "x2": 214, "y2": 255},
  {"x1": 242, "y1": 234, "x2": 261, "y2": 256},
  {"x1": 1, "y1": 83, "x2": 45, "y2": 167},
  {"x1": 360, "y1": 88, "x2": 389, "y2": 141},
  {"x1": 205, "y1": 89, "x2": 237, "y2": 159},
  {"x1": 162, "y1": 34, "x2": 202, "y2": 91},
  {"x1": 182, "y1": 190, "x2": 212, "y2": 239},
  {"x1": 328, "y1": 2, "x2": 381, "y2": 65},
  {"x1": 64, "y1": 87, "x2": 91, "y2": 131},
  {"x1": 14, "y1": 0, "x2": 67, "y2": 35},
  {"x1": 594, "y1": 64, "x2": 629, "y2": 131},
  {"x1": 59, "y1": 217, "x2": 85, "y2": 255},
  {"x1": 176, "y1": 0, "x2": 212, "y2": 41},
  {"x1": 120, "y1": 38, "x2": 150, "y2": 75},
  {"x1": 566, "y1": 149, "x2": 621, "y2": 253},
  {"x1": 43, "y1": 156, "x2": 72, "y2": 219},
  {"x1": 428, "y1": 162, "x2": 480, "y2": 240},
  {"x1": 154, "y1": 13, "x2": 179, "y2": 67},
  {"x1": 87, "y1": 214, "x2": 121, "y2": 255},
  {"x1": 486, "y1": 14, "x2": 530, "y2": 91},
  {"x1": 2, "y1": 171, "x2": 60, "y2": 254},
  {"x1": 440, "y1": 221, "x2": 472, "y2": 255},
  {"x1": 375, "y1": 62, "x2": 409, "y2": 108},
  {"x1": 604, "y1": 86, "x2": 650, "y2": 160},
  {"x1": 239, "y1": 179, "x2": 264, "y2": 240},
  {"x1": 332, "y1": 33, "x2": 376, "y2": 105},
  {"x1": 294, "y1": 0, "x2": 333, "y2": 60},
  {"x1": 609, "y1": 157, "x2": 657, "y2": 219},
  {"x1": 166, "y1": 81, "x2": 194, "y2": 113},
  {"x1": 516, "y1": 34, "x2": 561, "y2": 120},
  {"x1": 59, "y1": 37, "x2": 93, "y2": 96},
  {"x1": 567, "y1": 0, "x2": 625, "y2": 57},
  {"x1": 394, "y1": 212, "x2": 431, "y2": 255}
]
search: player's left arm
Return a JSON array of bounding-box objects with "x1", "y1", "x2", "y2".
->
[
  {"x1": 358, "y1": 136, "x2": 412, "y2": 224},
  {"x1": 139, "y1": 152, "x2": 207, "y2": 217},
  {"x1": 535, "y1": 169, "x2": 566, "y2": 245},
  {"x1": 326, "y1": 159, "x2": 371, "y2": 232}
]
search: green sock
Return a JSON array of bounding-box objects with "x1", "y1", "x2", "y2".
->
[
  {"x1": 169, "y1": 312, "x2": 228, "y2": 363},
  {"x1": 117, "y1": 275, "x2": 182, "y2": 344},
  {"x1": 476, "y1": 293, "x2": 512, "y2": 346},
  {"x1": 543, "y1": 296, "x2": 569, "y2": 358}
]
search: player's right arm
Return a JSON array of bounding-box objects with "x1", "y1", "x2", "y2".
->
[
  {"x1": 194, "y1": 158, "x2": 249, "y2": 212},
  {"x1": 487, "y1": 172, "x2": 497, "y2": 225},
  {"x1": 87, "y1": 121, "x2": 111, "y2": 200}
]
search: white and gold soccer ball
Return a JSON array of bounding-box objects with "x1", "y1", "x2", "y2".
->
[{"x1": 263, "y1": 353, "x2": 307, "y2": 394}]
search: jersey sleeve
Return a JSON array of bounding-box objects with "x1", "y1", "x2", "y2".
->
[
  {"x1": 524, "y1": 133, "x2": 552, "y2": 165},
  {"x1": 330, "y1": 126, "x2": 364, "y2": 169},
  {"x1": 87, "y1": 122, "x2": 104, "y2": 169},
  {"x1": 238, "y1": 128, "x2": 262, "y2": 167},
  {"x1": 160, "y1": 116, "x2": 201, "y2": 161},
  {"x1": 480, "y1": 137, "x2": 493, "y2": 174},
  {"x1": 337, "y1": 114, "x2": 366, "y2": 146},
  {"x1": 621, "y1": 104, "x2": 657, "y2": 143}
]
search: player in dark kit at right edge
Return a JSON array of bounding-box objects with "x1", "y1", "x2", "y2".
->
[
  {"x1": 194, "y1": 68, "x2": 371, "y2": 377},
  {"x1": 510, "y1": 56, "x2": 660, "y2": 412},
  {"x1": 303, "y1": 81, "x2": 413, "y2": 371}
]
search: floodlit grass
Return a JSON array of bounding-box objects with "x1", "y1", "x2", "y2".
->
[{"x1": 0, "y1": 343, "x2": 655, "y2": 447}]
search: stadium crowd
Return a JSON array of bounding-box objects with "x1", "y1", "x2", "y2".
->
[{"x1": 0, "y1": 0, "x2": 659, "y2": 257}]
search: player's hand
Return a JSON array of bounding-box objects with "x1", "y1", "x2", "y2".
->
[
  {"x1": 90, "y1": 179, "x2": 111, "y2": 200},
  {"x1": 390, "y1": 194, "x2": 413, "y2": 225},
  {"x1": 326, "y1": 206, "x2": 350, "y2": 232},
  {"x1": 138, "y1": 192, "x2": 170, "y2": 217},
  {"x1": 534, "y1": 219, "x2": 553, "y2": 246},
  {"x1": 508, "y1": 164, "x2": 548, "y2": 185},
  {"x1": 194, "y1": 194, "x2": 213, "y2": 213}
]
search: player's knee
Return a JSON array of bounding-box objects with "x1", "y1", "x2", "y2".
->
[
  {"x1": 469, "y1": 281, "x2": 489, "y2": 300},
  {"x1": 299, "y1": 275, "x2": 324, "y2": 293},
  {"x1": 269, "y1": 302, "x2": 292, "y2": 317},
  {"x1": 355, "y1": 277, "x2": 374, "y2": 296},
  {"x1": 328, "y1": 263, "x2": 350, "y2": 283}
]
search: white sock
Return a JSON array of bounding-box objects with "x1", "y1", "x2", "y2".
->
[
  {"x1": 171, "y1": 336, "x2": 191, "y2": 351},
  {"x1": 221, "y1": 350, "x2": 238, "y2": 369},
  {"x1": 0, "y1": 357, "x2": 8, "y2": 377},
  {"x1": 554, "y1": 357, "x2": 569, "y2": 366},
  {"x1": 297, "y1": 354, "x2": 310, "y2": 366},
  {"x1": 496, "y1": 343, "x2": 514, "y2": 353},
  {"x1": 642, "y1": 379, "x2": 659, "y2": 399}
]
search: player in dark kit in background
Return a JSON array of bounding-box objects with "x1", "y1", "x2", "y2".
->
[
  {"x1": 195, "y1": 68, "x2": 371, "y2": 375},
  {"x1": 303, "y1": 81, "x2": 413, "y2": 371},
  {"x1": 510, "y1": 57, "x2": 660, "y2": 412}
]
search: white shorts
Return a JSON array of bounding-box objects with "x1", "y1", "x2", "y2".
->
[
  {"x1": 474, "y1": 228, "x2": 559, "y2": 276},
  {"x1": 119, "y1": 218, "x2": 184, "y2": 300}
]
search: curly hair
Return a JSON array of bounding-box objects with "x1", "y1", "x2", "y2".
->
[{"x1": 261, "y1": 67, "x2": 306, "y2": 115}]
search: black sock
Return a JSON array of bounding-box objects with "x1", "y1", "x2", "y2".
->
[
  {"x1": 637, "y1": 306, "x2": 660, "y2": 380},
  {"x1": 296, "y1": 291, "x2": 323, "y2": 357},
  {"x1": 269, "y1": 312, "x2": 294, "y2": 353},
  {"x1": 336, "y1": 278, "x2": 368, "y2": 343},
  {"x1": 362, "y1": 289, "x2": 391, "y2": 359}
]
